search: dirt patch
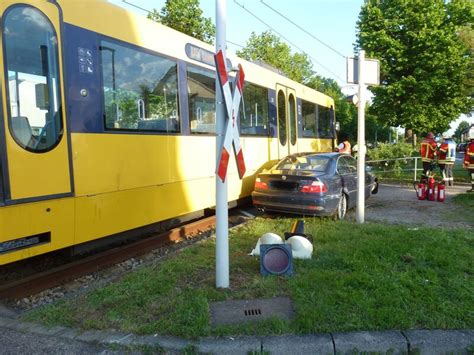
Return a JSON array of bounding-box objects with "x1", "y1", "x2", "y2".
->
[{"x1": 355, "y1": 183, "x2": 473, "y2": 229}]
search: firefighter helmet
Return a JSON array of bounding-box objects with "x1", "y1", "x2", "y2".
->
[{"x1": 427, "y1": 132, "x2": 434, "y2": 139}]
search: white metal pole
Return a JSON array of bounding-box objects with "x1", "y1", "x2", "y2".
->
[
  {"x1": 414, "y1": 157, "x2": 418, "y2": 182},
  {"x1": 356, "y1": 50, "x2": 366, "y2": 224},
  {"x1": 215, "y1": 0, "x2": 229, "y2": 288}
]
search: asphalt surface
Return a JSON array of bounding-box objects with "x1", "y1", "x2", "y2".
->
[
  {"x1": 363, "y1": 182, "x2": 473, "y2": 228},
  {"x1": 0, "y1": 327, "x2": 113, "y2": 355},
  {"x1": 0, "y1": 314, "x2": 472, "y2": 354}
]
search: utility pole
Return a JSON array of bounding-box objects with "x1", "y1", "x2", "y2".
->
[
  {"x1": 356, "y1": 50, "x2": 366, "y2": 224},
  {"x1": 347, "y1": 50, "x2": 379, "y2": 224}
]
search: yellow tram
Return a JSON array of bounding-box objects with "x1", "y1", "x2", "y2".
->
[{"x1": 0, "y1": 0, "x2": 336, "y2": 265}]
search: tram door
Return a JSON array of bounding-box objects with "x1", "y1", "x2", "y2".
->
[
  {"x1": 276, "y1": 85, "x2": 298, "y2": 159},
  {"x1": 0, "y1": 1, "x2": 72, "y2": 202}
]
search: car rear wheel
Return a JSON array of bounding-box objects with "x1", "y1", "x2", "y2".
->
[
  {"x1": 334, "y1": 193, "x2": 347, "y2": 220},
  {"x1": 371, "y1": 180, "x2": 379, "y2": 194}
]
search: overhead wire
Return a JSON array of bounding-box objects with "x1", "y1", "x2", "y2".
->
[
  {"x1": 122, "y1": 0, "x2": 152, "y2": 14},
  {"x1": 227, "y1": 40, "x2": 245, "y2": 48},
  {"x1": 233, "y1": 0, "x2": 345, "y2": 82},
  {"x1": 260, "y1": 0, "x2": 347, "y2": 59}
]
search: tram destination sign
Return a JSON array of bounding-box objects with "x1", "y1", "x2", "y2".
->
[{"x1": 186, "y1": 43, "x2": 232, "y2": 69}]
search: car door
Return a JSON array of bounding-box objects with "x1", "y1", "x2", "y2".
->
[{"x1": 337, "y1": 155, "x2": 357, "y2": 208}]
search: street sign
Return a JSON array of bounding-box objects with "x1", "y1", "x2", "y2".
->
[
  {"x1": 214, "y1": 49, "x2": 246, "y2": 182},
  {"x1": 347, "y1": 56, "x2": 380, "y2": 86}
]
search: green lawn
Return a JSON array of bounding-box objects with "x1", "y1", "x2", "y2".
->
[
  {"x1": 25, "y1": 218, "x2": 473, "y2": 339},
  {"x1": 453, "y1": 191, "x2": 474, "y2": 209}
]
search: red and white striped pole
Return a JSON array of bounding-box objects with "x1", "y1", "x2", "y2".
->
[{"x1": 215, "y1": 0, "x2": 229, "y2": 288}]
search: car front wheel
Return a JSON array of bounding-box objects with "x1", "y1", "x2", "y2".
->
[{"x1": 334, "y1": 193, "x2": 347, "y2": 220}]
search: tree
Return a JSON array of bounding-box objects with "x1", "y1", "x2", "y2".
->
[
  {"x1": 148, "y1": 0, "x2": 215, "y2": 45},
  {"x1": 454, "y1": 120, "x2": 471, "y2": 141},
  {"x1": 237, "y1": 31, "x2": 313, "y2": 84},
  {"x1": 458, "y1": 25, "x2": 474, "y2": 105},
  {"x1": 356, "y1": 0, "x2": 473, "y2": 136}
]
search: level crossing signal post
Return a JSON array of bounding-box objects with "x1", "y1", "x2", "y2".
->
[
  {"x1": 215, "y1": 0, "x2": 228, "y2": 288},
  {"x1": 215, "y1": 0, "x2": 246, "y2": 288}
]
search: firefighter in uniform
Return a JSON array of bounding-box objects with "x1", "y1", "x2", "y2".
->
[
  {"x1": 419, "y1": 132, "x2": 437, "y2": 179},
  {"x1": 438, "y1": 134, "x2": 456, "y2": 186},
  {"x1": 463, "y1": 128, "x2": 474, "y2": 193},
  {"x1": 336, "y1": 135, "x2": 352, "y2": 155}
]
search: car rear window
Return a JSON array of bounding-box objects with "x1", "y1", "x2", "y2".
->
[{"x1": 276, "y1": 155, "x2": 330, "y2": 172}]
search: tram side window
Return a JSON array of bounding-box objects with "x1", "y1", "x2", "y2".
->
[
  {"x1": 100, "y1": 41, "x2": 179, "y2": 132},
  {"x1": 318, "y1": 105, "x2": 333, "y2": 138},
  {"x1": 240, "y1": 83, "x2": 269, "y2": 136},
  {"x1": 302, "y1": 100, "x2": 317, "y2": 138},
  {"x1": 4, "y1": 6, "x2": 63, "y2": 152},
  {"x1": 187, "y1": 66, "x2": 216, "y2": 134}
]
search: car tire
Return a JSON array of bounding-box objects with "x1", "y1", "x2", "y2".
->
[
  {"x1": 371, "y1": 180, "x2": 379, "y2": 194},
  {"x1": 334, "y1": 193, "x2": 347, "y2": 220}
]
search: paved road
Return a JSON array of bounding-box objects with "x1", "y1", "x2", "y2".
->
[{"x1": 0, "y1": 326, "x2": 113, "y2": 355}]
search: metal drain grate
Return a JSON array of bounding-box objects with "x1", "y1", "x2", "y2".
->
[
  {"x1": 210, "y1": 297, "x2": 294, "y2": 326},
  {"x1": 244, "y1": 308, "x2": 262, "y2": 316}
]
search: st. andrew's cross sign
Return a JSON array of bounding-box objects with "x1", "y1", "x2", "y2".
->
[{"x1": 214, "y1": 50, "x2": 246, "y2": 182}]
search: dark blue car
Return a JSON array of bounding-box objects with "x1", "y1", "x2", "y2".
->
[{"x1": 252, "y1": 152, "x2": 378, "y2": 219}]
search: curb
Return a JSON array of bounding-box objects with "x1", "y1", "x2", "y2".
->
[{"x1": 0, "y1": 316, "x2": 472, "y2": 354}]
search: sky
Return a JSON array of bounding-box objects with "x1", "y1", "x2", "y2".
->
[
  {"x1": 110, "y1": 0, "x2": 362, "y2": 86},
  {"x1": 109, "y1": 0, "x2": 473, "y2": 135}
]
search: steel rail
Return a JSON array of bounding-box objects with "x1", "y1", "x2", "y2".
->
[{"x1": 0, "y1": 216, "x2": 217, "y2": 300}]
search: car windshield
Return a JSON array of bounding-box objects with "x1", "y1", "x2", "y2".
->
[{"x1": 275, "y1": 155, "x2": 330, "y2": 172}]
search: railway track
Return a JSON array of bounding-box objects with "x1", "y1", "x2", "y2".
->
[{"x1": 0, "y1": 215, "x2": 221, "y2": 301}]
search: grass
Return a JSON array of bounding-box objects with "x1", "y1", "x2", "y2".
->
[
  {"x1": 453, "y1": 191, "x2": 474, "y2": 209},
  {"x1": 24, "y1": 218, "x2": 473, "y2": 339}
]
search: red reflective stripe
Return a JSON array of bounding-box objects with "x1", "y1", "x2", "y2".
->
[
  {"x1": 217, "y1": 148, "x2": 230, "y2": 182},
  {"x1": 236, "y1": 149, "x2": 246, "y2": 179},
  {"x1": 215, "y1": 50, "x2": 228, "y2": 86},
  {"x1": 236, "y1": 64, "x2": 245, "y2": 93}
]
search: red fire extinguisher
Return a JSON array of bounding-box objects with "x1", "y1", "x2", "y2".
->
[
  {"x1": 437, "y1": 182, "x2": 446, "y2": 202},
  {"x1": 417, "y1": 182, "x2": 427, "y2": 200},
  {"x1": 428, "y1": 176, "x2": 436, "y2": 201}
]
